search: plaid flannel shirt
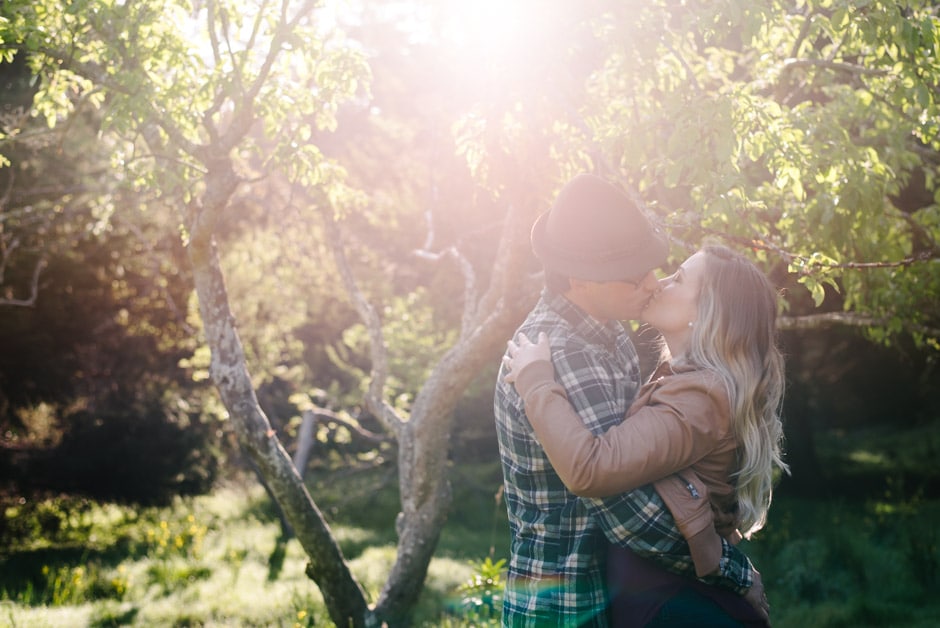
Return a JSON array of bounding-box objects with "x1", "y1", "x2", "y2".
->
[{"x1": 495, "y1": 291, "x2": 754, "y2": 627}]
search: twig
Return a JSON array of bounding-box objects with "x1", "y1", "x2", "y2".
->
[
  {"x1": 324, "y1": 211, "x2": 405, "y2": 438},
  {"x1": 780, "y1": 57, "x2": 890, "y2": 78},
  {"x1": 413, "y1": 202, "x2": 480, "y2": 339},
  {"x1": 0, "y1": 257, "x2": 46, "y2": 307},
  {"x1": 779, "y1": 311, "x2": 940, "y2": 338}
]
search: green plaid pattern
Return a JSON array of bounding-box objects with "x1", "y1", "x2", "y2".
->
[{"x1": 495, "y1": 291, "x2": 754, "y2": 627}]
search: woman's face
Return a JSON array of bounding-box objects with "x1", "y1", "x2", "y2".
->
[{"x1": 641, "y1": 250, "x2": 707, "y2": 335}]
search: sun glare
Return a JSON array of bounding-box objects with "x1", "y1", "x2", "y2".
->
[
  {"x1": 437, "y1": 0, "x2": 552, "y2": 81},
  {"x1": 443, "y1": 0, "x2": 525, "y2": 50}
]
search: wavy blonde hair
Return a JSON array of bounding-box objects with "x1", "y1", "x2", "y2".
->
[{"x1": 682, "y1": 245, "x2": 789, "y2": 538}]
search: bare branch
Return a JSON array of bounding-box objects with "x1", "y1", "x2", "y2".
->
[
  {"x1": 0, "y1": 161, "x2": 14, "y2": 211},
  {"x1": 293, "y1": 406, "x2": 390, "y2": 479},
  {"x1": 304, "y1": 407, "x2": 389, "y2": 446},
  {"x1": 324, "y1": 212, "x2": 405, "y2": 437},
  {"x1": 781, "y1": 57, "x2": 890, "y2": 78},
  {"x1": 203, "y1": 0, "x2": 226, "y2": 144},
  {"x1": 780, "y1": 311, "x2": 879, "y2": 330},
  {"x1": 0, "y1": 233, "x2": 20, "y2": 285},
  {"x1": 804, "y1": 253, "x2": 938, "y2": 270},
  {"x1": 780, "y1": 311, "x2": 939, "y2": 338},
  {"x1": 668, "y1": 219, "x2": 940, "y2": 272},
  {"x1": 413, "y1": 204, "x2": 480, "y2": 339},
  {"x1": 477, "y1": 198, "x2": 539, "y2": 321},
  {"x1": 0, "y1": 257, "x2": 47, "y2": 307}
]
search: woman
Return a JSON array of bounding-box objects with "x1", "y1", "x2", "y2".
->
[{"x1": 503, "y1": 244, "x2": 787, "y2": 626}]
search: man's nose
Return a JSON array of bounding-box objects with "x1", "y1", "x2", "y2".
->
[{"x1": 640, "y1": 271, "x2": 660, "y2": 292}]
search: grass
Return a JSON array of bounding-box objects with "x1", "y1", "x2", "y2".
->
[
  {"x1": 0, "y1": 463, "x2": 509, "y2": 627},
  {"x1": 3, "y1": 426, "x2": 940, "y2": 627},
  {"x1": 3, "y1": 485, "x2": 323, "y2": 626},
  {"x1": 741, "y1": 495, "x2": 940, "y2": 628}
]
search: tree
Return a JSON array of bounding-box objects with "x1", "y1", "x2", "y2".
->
[
  {"x1": 2, "y1": 0, "x2": 939, "y2": 625},
  {"x1": 578, "y1": 0, "x2": 940, "y2": 343},
  {"x1": 1, "y1": 0, "x2": 541, "y2": 624},
  {"x1": 567, "y1": 0, "x2": 940, "y2": 484}
]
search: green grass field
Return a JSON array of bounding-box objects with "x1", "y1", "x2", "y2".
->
[
  {"x1": 0, "y1": 461, "x2": 510, "y2": 627},
  {"x1": 3, "y1": 427, "x2": 940, "y2": 627}
]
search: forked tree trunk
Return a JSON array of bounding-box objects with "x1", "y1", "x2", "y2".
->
[
  {"x1": 322, "y1": 194, "x2": 538, "y2": 625},
  {"x1": 183, "y1": 137, "x2": 538, "y2": 625},
  {"x1": 373, "y1": 338, "x2": 513, "y2": 622},
  {"x1": 188, "y1": 199, "x2": 536, "y2": 625}
]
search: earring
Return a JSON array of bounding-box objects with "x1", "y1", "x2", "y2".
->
[{"x1": 687, "y1": 321, "x2": 694, "y2": 328}]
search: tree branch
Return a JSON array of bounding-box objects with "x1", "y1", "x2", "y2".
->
[
  {"x1": 477, "y1": 196, "x2": 540, "y2": 322},
  {"x1": 0, "y1": 257, "x2": 46, "y2": 307},
  {"x1": 305, "y1": 407, "x2": 389, "y2": 446},
  {"x1": 669, "y1": 219, "x2": 940, "y2": 272},
  {"x1": 215, "y1": 0, "x2": 321, "y2": 154},
  {"x1": 662, "y1": 40, "x2": 702, "y2": 93},
  {"x1": 787, "y1": 7, "x2": 814, "y2": 59},
  {"x1": 780, "y1": 311, "x2": 940, "y2": 338},
  {"x1": 413, "y1": 203, "x2": 480, "y2": 340},
  {"x1": 324, "y1": 211, "x2": 405, "y2": 438},
  {"x1": 781, "y1": 57, "x2": 890, "y2": 78}
]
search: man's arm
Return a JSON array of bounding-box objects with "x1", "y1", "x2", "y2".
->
[{"x1": 585, "y1": 485, "x2": 755, "y2": 594}]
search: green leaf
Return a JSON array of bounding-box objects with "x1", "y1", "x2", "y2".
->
[{"x1": 799, "y1": 275, "x2": 827, "y2": 307}]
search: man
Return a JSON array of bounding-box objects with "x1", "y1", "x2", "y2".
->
[{"x1": 494, "y1": 174, "x2": 755, "y2": 627}]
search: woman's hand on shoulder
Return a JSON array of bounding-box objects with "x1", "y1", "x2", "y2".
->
[{"x1": 502, "y1": 332, "x2": 551, "y2": 384}]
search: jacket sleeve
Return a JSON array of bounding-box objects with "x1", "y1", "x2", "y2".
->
[
  {"x1": 512, "y1": 359, "x2": 730, "y2": 498},
  {"x1": 654, "y1": 472, "x2": 722, "y2": 577}
]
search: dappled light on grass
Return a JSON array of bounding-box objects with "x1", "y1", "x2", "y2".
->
[
  {"x1": 847, "y1": 449, "x2": 888, "y2": 467},
  {"x1": 1, "y1": 484, "x2": 330, "y2": 626},
  {"x1": 4, "y1": 431, "x2": 939, "y2": 626},
  {"x1": 4, "y1": 466, "x2": 940, "y2": 626},
  {"x1": 0, "y1": 479, "x2": 507, "y2": 626}
]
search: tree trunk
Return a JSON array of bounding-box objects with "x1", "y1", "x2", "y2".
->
[
  {"x1": 372, "y1": 298, "x2": 535, "y2": 624},
  {"x1": 779, "y1": 332, "x2": 825, "y2": 497},
  {"x1": 185, "y1": 156, "x2": 538, "y2": 625},
  {"x1": 293, "y1": 410, "x2": 319, "y2": 478},
  {"x1": 188, "y1": 230, "x2": 374, "y2": 626}
]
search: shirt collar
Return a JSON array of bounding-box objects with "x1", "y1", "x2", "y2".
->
[{"x1": 543, "y1": 289, "x2": 625, "y2": 348}]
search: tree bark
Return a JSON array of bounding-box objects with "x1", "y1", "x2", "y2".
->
[
  {"x1": 778, "y1": 332, "x2": 825, "y2": 497},
  {"x1": 369, "y1": 197, "x2": 539, "y2": 625},
  {"x1": 188, "y1": 215, "x2": 373, "y2": 626},
  {"x1": 293, "y1": 410, "x2": 319, "y2": 478}
]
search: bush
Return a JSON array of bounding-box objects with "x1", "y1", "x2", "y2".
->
[{"x1": 9, "y1": 403, "x2": 218, "y2": 506}]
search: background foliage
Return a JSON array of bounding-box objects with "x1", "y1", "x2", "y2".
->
[{"x1": 1, "y1": 0, "x2": 940, "y2": 624}]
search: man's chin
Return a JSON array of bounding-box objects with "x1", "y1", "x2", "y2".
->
[
  {"x1": 622, "y1": 308, "x2": 647, "y2": 321},
  {"x1": 637, "y1": 304, "x2": 657, "y2": 325}
]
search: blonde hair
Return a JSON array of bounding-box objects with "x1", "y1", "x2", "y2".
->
[{"x1": 681, "y1": 245, "x2": 789, "y2": 538}]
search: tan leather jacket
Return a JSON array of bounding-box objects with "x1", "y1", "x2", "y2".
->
[{"x1": 513, "y1": 359, "x2": 741, "y2": 576}]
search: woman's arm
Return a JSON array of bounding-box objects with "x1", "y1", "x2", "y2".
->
[
  {"x1": 506, "y1": 333, "x2": 730, "y2": 497},
  {"x1": 654, "y1": 472, "x2": 725, "y2": 577}
]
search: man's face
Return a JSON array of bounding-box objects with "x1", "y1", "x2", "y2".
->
[{"x1": 573, "y1": 270, "x2": 659, "y2": 322}]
